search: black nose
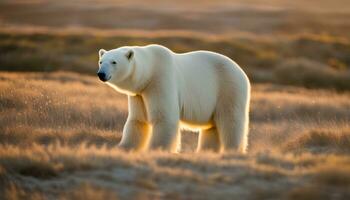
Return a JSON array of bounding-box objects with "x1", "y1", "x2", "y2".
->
[{"x1": 97, "y1": 72, "x2": 107, "y2": 82}]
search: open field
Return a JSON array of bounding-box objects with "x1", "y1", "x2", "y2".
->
[
  {"x1": 1, "y1": 29, "x2": 350, "y2": 91},
  {"x1": 1, "y1": 0, "x2": 350, "y2": 199},
  {"x1": 1, "y1": 72, "x2": 350, "y2": 199}
]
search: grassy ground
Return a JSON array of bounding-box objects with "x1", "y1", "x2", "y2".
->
[
  {"x1": 1, "y1": 72, "x2": 349, "y2": 199},
  {"x1": 1, "y1": 0, "x2": 350, "y2": 199},
  {"x1": 1, "y1": 29, "x2": 350, "y2": 91}
]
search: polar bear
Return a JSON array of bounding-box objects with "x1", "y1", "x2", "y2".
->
[{"x1": 97, "y1": 44, "x2": 250, "y2": 153}]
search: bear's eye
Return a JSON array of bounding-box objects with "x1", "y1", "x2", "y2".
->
[
  {"x1": 99, "y1": 61, "x2": 102, "y2": 65},
  {"x1": 111, "y1": 61, "x2": 117, "y2": 65}
]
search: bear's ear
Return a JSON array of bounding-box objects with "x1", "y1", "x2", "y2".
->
[
  {"x1": 99, "y1": 49, "x2": 107, "y2": 58},
  {"x1": 125, "y1": 50, "x2": 134, "y2": 61}
]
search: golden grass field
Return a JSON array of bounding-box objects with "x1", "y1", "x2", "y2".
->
[
  {"x1": 0, "y1": 0, "x2": 350, "y2": 199},
  {"x1": 1, "y1": 72, "x2": 349, "y2": 199}
]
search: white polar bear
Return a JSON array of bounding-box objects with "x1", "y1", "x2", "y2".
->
[{"x1": 97, "y1": 44, "x2": 250, "y2": 153}]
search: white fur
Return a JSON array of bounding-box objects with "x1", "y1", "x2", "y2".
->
[{"x1": 97, "y1": 44, "x2": 250, "y2": 153}]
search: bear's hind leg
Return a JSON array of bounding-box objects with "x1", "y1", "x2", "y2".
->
[
  {"x1": 215, "y1": 109, "x2": 249, "y2": 153},
  {"x1": 196, "y1": 128, "x2": 220, "y2": 152}
]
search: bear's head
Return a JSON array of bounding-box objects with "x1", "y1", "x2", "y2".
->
[{"x1": 97, "y1": 48, "x2": 134, "y2": 82}]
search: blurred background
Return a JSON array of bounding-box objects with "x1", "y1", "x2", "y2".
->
[
  {"x1": 1, "y1": 1, "x2": 350, "y2": 199},
  {"x1": 1, "y1": 0, "x2": 350, "y2": 90}
]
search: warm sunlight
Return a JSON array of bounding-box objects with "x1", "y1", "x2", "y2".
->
[{"x1": 0, "y1": 0, "x2": 350, "y2": 199}]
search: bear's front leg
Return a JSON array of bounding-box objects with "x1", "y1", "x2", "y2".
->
[
  {"x1": 149, "y1": 120, "x2": 179, "y2": 152},
  {"x1": 142, "y1": 84, "x2": 180, "y2": 152},
  {"x1": 119, "y1": 95, "x2": 150, "y2": 151},
  {"x1": 119, "y1": 119, "x2": 150, "y2": 151}
]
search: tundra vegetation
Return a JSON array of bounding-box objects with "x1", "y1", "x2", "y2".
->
[{"x1": 0, "y1": 0, "x2": 350, "y2": 199}]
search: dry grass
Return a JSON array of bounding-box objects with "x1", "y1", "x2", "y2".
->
[
  {"x1": 1, "y1": 0, "x2": 350, "y2": 198},
  {"x1": 284, "y1": 127, "x2": 350, "y2": 154},
  {"x1": 274, "y1": 58, "x2": 350, "y2": 90},
  {"x1": 1, "y1": 143, "x2": 350, "y2": 200},
  {"x1": 0, "y1": 72, "x2": 349, "y2": 199},
  {"x1": 1, "y1": 29, "x2": 349, "y2": 90}
]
